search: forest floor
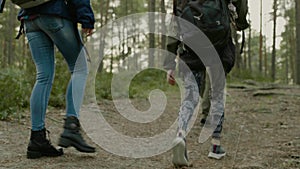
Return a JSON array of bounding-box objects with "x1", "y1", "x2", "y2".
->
[{"x1": 1, "y1": 82, "x2": 300, "y2": 169}]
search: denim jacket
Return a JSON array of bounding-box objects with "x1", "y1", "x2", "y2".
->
[{"x1": 17, "y1": 0, "x2": 95, "y2": 29}]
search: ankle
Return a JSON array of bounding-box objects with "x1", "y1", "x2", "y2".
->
[
  {"x1": 177, "y1": 130, "x2": 186, "y2": 138},
  {"x1": 211, "y1": 138, "x2": 221, "y2": 146}
]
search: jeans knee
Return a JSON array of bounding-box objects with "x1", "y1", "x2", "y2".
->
[{"x1": 36, "y1": 72, "x2": 54, "y2": 85}]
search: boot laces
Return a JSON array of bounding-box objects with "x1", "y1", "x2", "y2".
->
[{"x1": 45, "y1": 130, "x2": 53, "y2": 145}]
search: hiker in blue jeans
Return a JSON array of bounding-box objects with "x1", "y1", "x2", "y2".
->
[{"x1": 17, "y1": 0, "x2": 96, "y2": 159}]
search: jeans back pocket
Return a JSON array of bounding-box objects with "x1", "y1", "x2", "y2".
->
[{"x1": 39, "y1": 15, "x2": 64, "y2": 33}]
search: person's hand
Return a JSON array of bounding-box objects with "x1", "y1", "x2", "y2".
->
[
  {"x1": 82, "y1": 28, "x2": 93, "y2": 37},
  {"x1": 167, "y1": 69, "x2": 176, "y2": 85}
]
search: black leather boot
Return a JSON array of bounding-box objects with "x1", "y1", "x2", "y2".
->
[
  {"x1": 27, "y1": 128, "x2": 64, "y2": 159},
  {"x1": 58, "y1": 116, "x2": 95, "y2": 153}
]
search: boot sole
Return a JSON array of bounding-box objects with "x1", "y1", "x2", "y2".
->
[
  {"x1": 58, "y1": 137, "x2": 95, "y2": 153},
  {"x1": 27, "y1": 150, "x2": 43, "y2": 159},
  {"x1": 27, "y1": 150, "x2": 63, "y2": 159}
]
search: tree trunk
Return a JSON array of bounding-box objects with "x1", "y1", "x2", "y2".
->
[
  {"x1": 161, "y1": 0, "x2": 166, "y2": 51},
  {"x1": 248, "y1": 21, "x2": 252, "y2": 72},
  {"x1": 285, "y1": 42, "x2": 289, "y2": 84},
  {"x1": 233, "y1": 29, "x2": 241, "y2": 69},
  {"x1": 243, "y1": 45, "x2": 247, "y2": 69},
  {"x1": 160, "y1": 0, "x2": 166, "y2": 66},
  {"x1": 84, "y1": 0, "x2": 109, "y2": 103},
  {"x1": 271, "y1": 0, "x2": 278, "y2": 82},
  {"x1": 259, "y1": 0, "x2": 263, "y2": 73},
  {"x1": 8, "y1": 2, "x2": 16, "y2": 65},
  {"x1": 148, "y1": 0, "x2": 156, "y2": 67},
  {"x1": 290, "y1": 30, "x2": 296, "y2": 84},
  {"x1": 296, "y1": 0, "x2": 300, "y2": 84},
  {"x1": 264, "y1": 37, "x2": 268, "y2": 76}
]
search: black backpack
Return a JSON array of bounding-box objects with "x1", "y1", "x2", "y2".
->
[
  {"x1": 231, "y1": 0, "x2": 249, "y2": 31},
  {"x1": 174, "y1": 0, "x2": 231, "y2": 49},
  {"x1": 11, "y1": 0, "x2": 51, "y2": 9},
  {"x1": 228, "y1": 0, "x2": 249, "y2": 53}
]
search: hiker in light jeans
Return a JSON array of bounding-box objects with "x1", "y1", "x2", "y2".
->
[
  {"x1": 165, "y1": 36, "x2": 235, "y2": 166},
  {"x1": 200, "y1": 72, "x2": 211, "y2": 125}
]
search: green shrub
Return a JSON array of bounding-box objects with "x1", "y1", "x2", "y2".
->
[
  {"x1": 94, "y1": 69, "x2": 179, "y2": 100},
  {"x1": 129, "y1": 69, "x2": 173, "y2": 98},
  {"x1": 95, "y1": 72, "x2": 113, "y2": 100},
  {"x1": 0, "y1": 54, "x2": 70, "y2": 120},
  {"x1": 0, "y1": 65, "x2": 179, "y2": 120},
  {"x1": 227, "y1": 68, "x2": 272, "y2": 84},
  {"x1": 0, "y1": 68, "x2": 31, "y2": 120}
]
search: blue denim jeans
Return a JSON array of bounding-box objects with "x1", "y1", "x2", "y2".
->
[{"x1": 24, "y1": 15, "x2": 88, "y2": 131}]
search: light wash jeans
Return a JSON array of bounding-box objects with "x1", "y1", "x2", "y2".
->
[
  {"x1": 178, "y1": 71, "x2": 203, "y2": 132},
  {"x1": 24, "y1": 15, "x2": 88, "y2": 131},
  {"x1": 178, "y1": 71, "x2": 224, "y2": 138}
]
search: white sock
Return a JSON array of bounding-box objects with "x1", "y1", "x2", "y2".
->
[
  {"x1": 211, "y1": 138, "x2": 221, "y2": 145},
  {"x1": 177, "y1": 130, "x2": 186, "y2": 138}
]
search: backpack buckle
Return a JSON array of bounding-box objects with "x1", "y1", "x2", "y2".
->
[{"x1": 193, "y1": 13, "x2": 203, "y2": 21}]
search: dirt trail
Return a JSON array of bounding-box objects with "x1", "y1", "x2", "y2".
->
[{"x1": 0, "y1": 86, "x2": 299, "y2": 169}]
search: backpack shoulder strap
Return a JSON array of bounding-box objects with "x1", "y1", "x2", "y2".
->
[
  {"x1": 180, "y1": 0, "x2": 189, "y2": 10},
  {"x1": 173, "y1": 0, "x2": 177, "y2": 14},
  {"x1": 173, "y1": 0, "x2": 189, "y2": 14},
  {"x1": 0, "y1": 0, "x2": 6, "y2": 13}
]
